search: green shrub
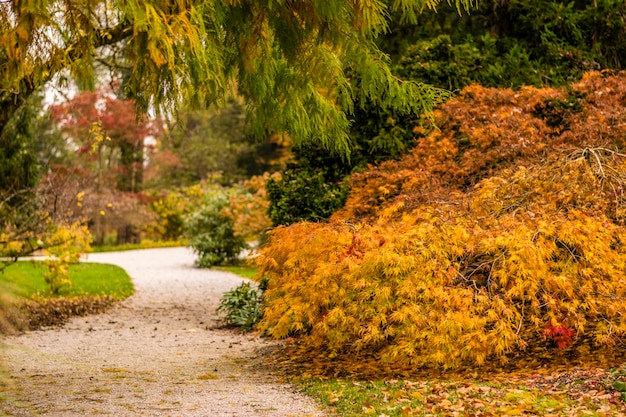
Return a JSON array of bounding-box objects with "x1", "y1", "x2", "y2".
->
[
  {"x1": 217, "y1": 282, "x2": 263, "y2": 332},
  {"x1": 267, "y1": 169, "x2": 349, "y2": 226},
  {"x1": 266, "y1": 145, "x2": 351, "y2": 226},
  {"x1": 184, "y1": 192, "x2": 247, "y2": 267}
]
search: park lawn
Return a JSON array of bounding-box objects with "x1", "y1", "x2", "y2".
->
[{"x1": 0, "y1": 261, "x2": 134, "y2": 300}]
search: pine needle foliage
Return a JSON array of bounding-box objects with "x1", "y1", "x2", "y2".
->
[
  {"x1": 0, "y1": 0, "x2": 472, "y2": 155},
  {"x1": 255, "y1": 71, "x2": 626, "y2": 370}
]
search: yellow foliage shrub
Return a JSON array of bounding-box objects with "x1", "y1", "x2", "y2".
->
[
  {"x1": 255, "y1": 72, "x2": 626, "y2": 370},
  {"x1": 43, "y1": 221, "x2": 92, "y2": 294},
  {"x1": 257, "y1": 154, "x2": 626, "y2": 368},
  {"x1": 223, "y1": 173, "x2": 278, "y2": 240}
]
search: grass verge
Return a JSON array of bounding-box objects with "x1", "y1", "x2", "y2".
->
[
  {"x1": 1, "y1": 261, "x2": 134, "y2": 299},
  {"x1": 0, "y1": 261, "x2": 134, "y2": 330},
  {"x1": 213, "y1": 264, "x2": 258, "y2": 279},
  {"x1": 89, "y1": 239, "x2": 186, "y2": 253}
]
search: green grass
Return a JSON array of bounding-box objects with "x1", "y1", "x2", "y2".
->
[
  {"x1": 213, "y1": 265, "x2": 258, "y2": 279},
  {"x1": 0, "y1": 261, "x2": 134, "y2": 299},
  {"x1": 89, "y1": 239, "x2": 186, "y2": 253}
]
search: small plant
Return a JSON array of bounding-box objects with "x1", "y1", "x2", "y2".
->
[{"x1": 217, "y1": 282, "x2": 263, "y2": 332}]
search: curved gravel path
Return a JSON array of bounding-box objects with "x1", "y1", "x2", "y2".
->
[{"x1": 0, "y1": 247, "x2": 325, "y2": 417}]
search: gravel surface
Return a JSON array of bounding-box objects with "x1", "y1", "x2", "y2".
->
[{"x1": 0, "y1": 247, "x2": 325, "y2": 417}]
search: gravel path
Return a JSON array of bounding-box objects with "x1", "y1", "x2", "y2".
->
[{"x1": 0, "y1": 247, "x2": 325, "y2": 417}]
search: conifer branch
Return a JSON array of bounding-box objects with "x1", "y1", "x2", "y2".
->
[{"x1": 94, "y1": 22, "x2": 132, "y2": 49}]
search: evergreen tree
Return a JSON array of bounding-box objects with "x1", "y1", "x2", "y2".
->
[
  {"x1": 388, "y1": 0, "x2": 626, "y2": 89},
  {"x1": 0, "y1": 103, "x2": 39, "y2": 197}
]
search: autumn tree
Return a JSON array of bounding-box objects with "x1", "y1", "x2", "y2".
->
[
  {"x1": 50, "y1": 88, "x2": 160, "y2": 193},
  {"x1": 37, "y1": 87, "x2": 162, "y2": 245},
  {"x1": 151, "y1": 98, "x2": 287, "y2": 188},
  {"x1": 0, "y1": 0, "x2": 476, "y2": 158}
]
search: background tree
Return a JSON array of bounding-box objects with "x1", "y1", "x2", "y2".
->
[
  {"x1": 388, "y1": 0, "x2": 626, "y2": 89},
  {"x1": 44, "y1": 88, "x2": 161, "y2": 244},
  {"x1": 150, "y1": 98, "x2": 287, "y2": 188},
  {"x1": 49, "y1": 88, "x2": 161, "y2": 193}
]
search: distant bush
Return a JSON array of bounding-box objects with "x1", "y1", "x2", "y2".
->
[
  {"x1": 223, "y1": 173, "x2": 276, "y2": 241},
  {"x1": 184, "y1": 191, "x2": 247, "y2": 267},
  {"x1": 147, "y1": 184, "x2": 205, "y2": 241}
]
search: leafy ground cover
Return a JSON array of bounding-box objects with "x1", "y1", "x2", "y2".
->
[
  {"x1": 261, "y1": 342, "x2": 626, "y2": 416},
  {"x1": 298, "y1": 368, "x2": 626, "y2": 416},
  {"x1": 0, "y1": 261, "x2": 134, "y2": 329}
]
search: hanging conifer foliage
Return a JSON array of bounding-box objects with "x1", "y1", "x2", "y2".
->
[{"x1": 0, "y1": 0, "x2": 474, "y2": 155}]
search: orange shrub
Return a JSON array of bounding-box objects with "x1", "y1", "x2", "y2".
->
[{"x1": 255, "y1": 72, "x2": 626, "y2": 370}]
